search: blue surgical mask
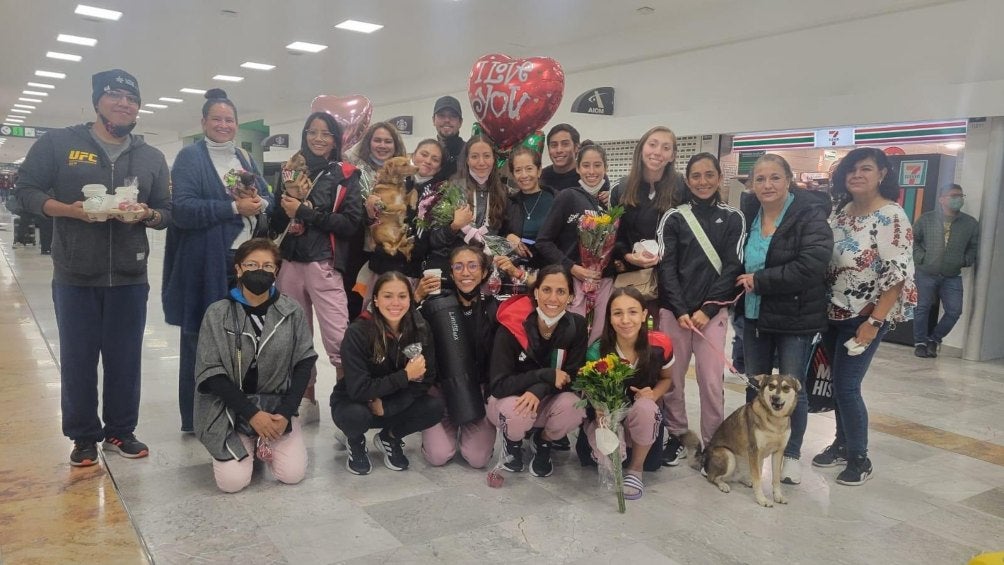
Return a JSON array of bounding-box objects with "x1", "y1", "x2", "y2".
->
[{"x1": 947, "y1": 196, "x2": 964, "y2": 212}]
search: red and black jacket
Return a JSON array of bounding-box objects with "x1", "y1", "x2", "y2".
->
[{"x1": 488, "y1": 295, "x2": 587, "y2": 400}]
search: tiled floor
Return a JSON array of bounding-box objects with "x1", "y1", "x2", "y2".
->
[{"x1": 1, "y1": 218, "x2": 1003, "y2": 565}]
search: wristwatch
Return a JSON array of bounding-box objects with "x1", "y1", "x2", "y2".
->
[{"x1": 867, "y1": 316, "x2": 884, "y2": 328}]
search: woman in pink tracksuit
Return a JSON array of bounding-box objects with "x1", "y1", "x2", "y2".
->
[
  {"x1": 656, "y1": 153, "x2": 746, "y2": 463},
  {"x1": 487, "y1": 265, "x2": 587, "y2": 478},
  {"x1": 270, "y1": 112, "x2": 363, "y2": 422},
  {"x1": 583, "y1": 287, "x2": 674, "y2": 500}
]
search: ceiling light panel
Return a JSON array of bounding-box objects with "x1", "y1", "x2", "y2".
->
[
  {"x1": 46, "y1": 51, "x2": 83, "y2": 62},
  {"x1": 212, "y1": 75, "x2": 244, "y2": 82},
  {"x1": 286, "y1": 41, "x2": 327, "y2": 53},
  {"x1": 35, "y1": 70, "x2": 66, "y2": 79},
  {"x1": 19, "y1": 98, "x2": 43, "y2": 103},
  {"x1": 335, "y1": 19, "x2": 383, "y2": 33},
  {"x1": 27, "y1": 82, "x2": 55, "y2": 89},
  {"x1": 240, "y1": 62, "x2": 275, "y2": 70},
  {"x1": 138, "y1": 109, "x2": 154, "y2": 114},
  {"x1": 180, "y1": 88, "x2": 206, "y2": 94},
  {"x1": 159, "y1": 97, "x2": 183, "y2": 103},
  {"x1": 13, "y1": 104, "x2": 36, "y2": 109},
  {"x1": 144, "y1": 103, "x2": 168, "y2": 109},
  {"x1": 74, "y1": 4, "x2": 122, "y2": 21},
  {"x1": 23, "y1": 91, "x2": 49, "y2": 96},
  {"x1": 10, "y1": 109, "x2": 32, "y2": 114},
  {"x1": 57, "y1": 33, "x2": 98, "y2": 46}
]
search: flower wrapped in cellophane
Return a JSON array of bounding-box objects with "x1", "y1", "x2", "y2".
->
[
  {"x1": 572, "y1": 352, "x2": 636, "y2": 513},
  {"x1": 577, "y1": 205, "x2": 624, "y2": 311},
  {"x1": 415, "y1": 180, "x2": 466, "y2": 232}
]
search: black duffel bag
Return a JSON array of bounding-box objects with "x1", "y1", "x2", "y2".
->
[{"x1": 420, "y1": 294, "x2": 486, "y2": 425}]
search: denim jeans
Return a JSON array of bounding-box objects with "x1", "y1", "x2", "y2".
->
[
  {"x1": 742, "y1": 319, "x2": 817, "y2": 459},
  {"x1": 913, "y1": 272, "x2": 964, "y2": 345},
  {"x1": 823, "y1": 316, "x2": 889, "y2": 458}
]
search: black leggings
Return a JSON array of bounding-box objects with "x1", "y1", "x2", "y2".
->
[{"x1": 332, "y1": 394, "x2": 444, "y2": 440}]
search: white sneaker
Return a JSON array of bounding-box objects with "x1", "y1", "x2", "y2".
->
[
  {"x1": 298, "y1": 398, "x2": 320, "y2": 425},
  {"x1": 781, "y1": 456, "x2": 801, "y2": 485}
]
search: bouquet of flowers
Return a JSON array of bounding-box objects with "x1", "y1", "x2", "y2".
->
[
  {"x1": 224, "y1": 169, "x2": 259, "y2": 201},
  {"x1": 577, "y1": 205, "x2": 624, "y2": 311},
  {"x1": 572, "y1": 353, "x2": 636, "y2": 513},
  {"x1": 416, "y1": 180, "x2": 467, "y2": 231}
]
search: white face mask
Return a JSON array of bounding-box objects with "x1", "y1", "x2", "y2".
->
[{"x1": 536, "y1": 307, "x2": 566, "y2": 327}]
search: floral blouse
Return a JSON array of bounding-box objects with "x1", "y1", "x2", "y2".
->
[{"x1": 827, "y1": 202, "x2": 917, "y2": 322}]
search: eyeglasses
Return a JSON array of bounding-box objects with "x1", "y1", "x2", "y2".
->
[
  {"x1": 103, "y1": 90, "x2": 140, "y2": 106},
  {"x1": 241, "y1": 261, "x2": 277, "y2": 273},
  {"x1": 451, "y1": 261, "x2": 481, "y2": 273},
  {"x1": 305, "y1": 129, "x2": 335, "y2": 139}
]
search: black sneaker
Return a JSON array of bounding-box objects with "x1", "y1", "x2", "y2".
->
[
  {"x1": 836, "y1": 455, "x2": 873, "y2": 486},
  {"x1": 501, "y1": 439, "x2": 524, "y2": 472},
  {"x1": 914, "y1": 344, "x2": 929, "y2": 358},
  {"x1": 374, "y1": 429, "x2": 409, "y2": 471},
  {"x1": 529, "y1": 431, "x2": 553, "y2": 477},
  {"x1": 346, "y1": 434, "x2": 371, "y2": 475},
  {"x1": 551, "y1": 435, "x2": 571, "y2": 451},
  {"x1": 661, "y1": 434, "x2": 686, "y2": 467},
  {"x1": 811, "y1": 443, "x2": 847, "y2": 468},
  {"x1": 70, "y1": 441, "x2": 99, "y2": 467},
  {"x1": 103, "y1": 434, "x2": 149, "y2": 459},
  {"x1": 926, "y1": 340, "x2": 939, "y2": 358}
]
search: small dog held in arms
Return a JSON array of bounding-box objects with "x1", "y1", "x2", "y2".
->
[
  {"x1": 370, "y1": 156, "x2": 418, "y2": 259},
  {"x1": 281, "y1": 153, "x2": 313, "y2": 200},
  {"x1": 684, "y1": 374, "x2": 801, "y2": 507}
]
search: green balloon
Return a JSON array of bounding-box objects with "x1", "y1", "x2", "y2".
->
[{"x1": 521, "y1": 131, "x2": 544, "y2": 155}]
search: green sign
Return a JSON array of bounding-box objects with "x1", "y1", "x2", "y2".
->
[
  {"x1": 0, "y1": 125, "x2": 51, "y2": 139},
  {"x1": 737, "y1": 150, "x2": 766, "y2": 175},
  {"x1": 898, "y1": 160, "x2": 928, "y2": 187}
]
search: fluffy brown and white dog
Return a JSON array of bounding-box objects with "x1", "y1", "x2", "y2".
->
[
  {"x1": 371, "y1": 156, "x2": 418, "y2": 259},
  {"x1": 685, "y1": 374, "x2": 801, "y2": 507}
]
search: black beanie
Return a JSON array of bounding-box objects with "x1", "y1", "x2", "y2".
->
[{"x1": 92, "y1": 69, "x2": 141, "y2": 107}]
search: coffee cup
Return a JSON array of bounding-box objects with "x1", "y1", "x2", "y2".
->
[{"x1": 423, "y1": 268, "x2": 443, "y2": 295}]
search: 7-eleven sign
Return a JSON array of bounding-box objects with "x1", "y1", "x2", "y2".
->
[{"x1": 898, "y1": 160, "x2": 928, "y2": 187}]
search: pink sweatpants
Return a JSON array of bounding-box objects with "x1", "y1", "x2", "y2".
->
[
  {"x1": 569, "y1": 277, "x2": 614, "y2": 344},
  {"x1": 659, "y1": 309, "x2": 728, "y2": 445},
  {"x1": 487, "y1": 392, "x2": 585, "y2": 442},
  {"x1": 212, "y1": 417, "x2": 307, "y2": 493},
  {"x1": 276, "y1": 260, "x2": 348, "y2": 366},
  {"x1": 421, "y1": 387, "x2": 496, "y2": 468},
  {"x1": 584, "y1": 397, "x2": 662, "y2": 463}
]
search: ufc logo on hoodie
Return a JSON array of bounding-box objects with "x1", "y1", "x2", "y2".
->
[
  {"x1": 68, "y1": 150, "x2": 99, "y2": 166},
  {"x1": 566, "y1": 213, "x2": 580, "y2": 225}
]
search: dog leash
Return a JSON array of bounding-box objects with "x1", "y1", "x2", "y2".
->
[{"x1": 687, "y1": 291, "x2": 761, "y2": 391}]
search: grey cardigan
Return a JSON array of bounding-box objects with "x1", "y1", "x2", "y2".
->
[{"x1": 194, "y1": 293, "x2": 316, "y2": 461}]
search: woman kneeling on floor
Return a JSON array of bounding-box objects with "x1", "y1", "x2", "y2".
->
[
  {"x1": 584, "y1": 287, "x2": 675, "y2": 500},
  {"x1": 487, "y1": 265, "x2": 587, "y2": 477},
  {"x1": 332, "y1": 271, "x2": 445, "y2": 475},
  {"x1": 194, "y1": 238, "x2": 318, "y2": 493}
]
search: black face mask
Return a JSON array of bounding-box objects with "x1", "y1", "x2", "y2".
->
[
  {"x1": 240, "y1": 269, "x2": 275, "y2": 295},
  {"x1": 456, "y1": 286, "x2": 480, "y2": 303},
  {"x1": 98, "y1": 111, "x2": 137, "y2": 138}
]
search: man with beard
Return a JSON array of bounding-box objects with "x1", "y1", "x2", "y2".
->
[
  {"x1": 11, "y1": 69, "x2": 171, "y2": 467},
  {"x1": 432, "y1": 95, "x2": 465, "y2": 180}
]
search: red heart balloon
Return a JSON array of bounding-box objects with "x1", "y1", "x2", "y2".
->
[
  {"x1": 310, "y1": 95, "x2": 373, "y2": 150},
  {"x1": 467, "y1": 54, "x2": 564, "y2": 150}
]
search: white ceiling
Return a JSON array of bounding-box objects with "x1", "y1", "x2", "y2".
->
[{"x1": 0, "y1": 0, "x2": 970, "y2": 163}]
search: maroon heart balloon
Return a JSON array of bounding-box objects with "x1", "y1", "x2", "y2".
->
[
  {"x1": 310, "y1": 95, "x2": 373, "y2": 150},
  {"x1": 467, "y1": 54, "x2": 564, "y2": 150}
]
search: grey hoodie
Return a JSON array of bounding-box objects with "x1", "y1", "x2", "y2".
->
[
  {"x1": 13, "y1": 123, "x2": 171, "y2": 286},
  {"x1": 194, "y1": 294, "x2": 316, "y2": 461}
]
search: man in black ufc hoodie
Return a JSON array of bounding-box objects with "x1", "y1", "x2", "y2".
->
[{"x1": 13, "y1": 69, "x2": 171, "y2": 467}]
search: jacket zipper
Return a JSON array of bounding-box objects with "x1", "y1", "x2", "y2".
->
[{"x1": 108, "y1": 160, "x2": 115, "y2": 287}]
